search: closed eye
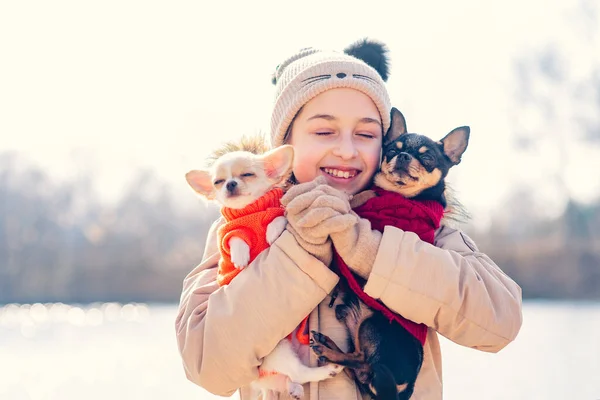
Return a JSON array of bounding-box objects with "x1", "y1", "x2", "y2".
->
[
  {"x1": 357, "y1": 132, "x2": 376, "y2": 139},
  {"x1": 421, "y1": 154, "x2": 434, "y2": 162},
  {"x1": 241, "y1": 172, "x2": 255, "y2": 177},
  {"x1": 214, "y1": 179, "x2": 225, "y2": 185}
]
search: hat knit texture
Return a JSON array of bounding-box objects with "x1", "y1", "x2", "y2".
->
[{"x1": 270, "y1": 39, "x2": 392, "y2": 148}]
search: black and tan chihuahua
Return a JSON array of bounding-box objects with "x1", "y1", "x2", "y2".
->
[{"x1": 310, "y1": 107, "x2": 470, "y2": 399}]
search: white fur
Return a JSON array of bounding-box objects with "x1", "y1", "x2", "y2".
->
[
  {"x1": 185, "y1": 145, "x2": 295, "y2": 210},
  {"x1": 229, "y1": 237, "x2": 250, "y2": 269},
  {"x1": 251, "y1": 339, "x2": 343, "y2": 399},
  {"x1": 266, "y1": 216, "x2": 287, "y2": 245}
]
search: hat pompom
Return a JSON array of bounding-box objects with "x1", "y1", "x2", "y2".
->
[{"x1": 344, "y1": 38, "x2": 390, "y2": 81}]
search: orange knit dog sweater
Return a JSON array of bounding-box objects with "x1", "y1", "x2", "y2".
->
[{"x1": 217, "y1": 187, "x2": 285, "y2": 286}]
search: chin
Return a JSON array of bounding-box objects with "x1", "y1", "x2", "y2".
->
[{"x1": 221, "y1": 194, "x2": 257, "y2": 209}]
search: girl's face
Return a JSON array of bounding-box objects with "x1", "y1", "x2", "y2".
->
[{"x1": 288, "y1": 88, "x2": 383, "y2": 195}]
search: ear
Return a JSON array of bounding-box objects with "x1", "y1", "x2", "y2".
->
[
  {"x1": 260, "y1": 145, "x2": 294, "y2": 183},
  {"x1": 383, "y1": 107, "x2": 407, "y2": 145},
  {"x1": 440, "y1": 126, "x2": 470, "y2": 164},
  {"x1": 185, "y1": 170, "x2": 216, "y2": 199}
]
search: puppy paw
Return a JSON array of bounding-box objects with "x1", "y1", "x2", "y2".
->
[
  {"x1": 310, "y1": 343, "x2": 324, "y2": 356},
  {"x1": 311, "y1": 330, "x2": 340, "y2": 350},
  {"x1": 326, "y1": 362, "x2": 344, "y2": 376},
  {"x1": 311, "y1": 346, "x2": 335, "y2": 368},
  {"x1": 229, "y1": 237, "x2": 250, "y2": 269},
  {"x1": 310, "y1": 331, "x2": 347, "y2": 367},
  {"x1": 266, "y1": 216, "x2": 287, "y2": 245},
  {"x1": 310, "y1": 331, "x2": 333, "y2": 364},
  {"x1": 287, "y1": 382, "x2": 304, "y2": 399}
]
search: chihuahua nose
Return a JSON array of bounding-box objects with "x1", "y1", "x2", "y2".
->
[
  {"x1": 226, "y1": 180, "x2": 238, "y2": 192},
  {"x1": 398, "y1": 153, "x2": 412, "y2": 163}
]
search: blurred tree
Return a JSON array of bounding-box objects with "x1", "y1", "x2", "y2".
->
[
  {"x1": 478, "y1": 0, "x2": 600, "y2": 300},
  {"x1": 0, "y1": 153, "x2": 218, "y2": 303}
]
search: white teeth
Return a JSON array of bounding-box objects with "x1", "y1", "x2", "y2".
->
[{"x1": 324, "y1": 168, "x2": 356, "y2": 179}]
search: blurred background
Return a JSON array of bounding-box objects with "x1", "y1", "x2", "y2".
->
[{"x1": 1, "y1": 0, "x2": 599, "y2": 399}]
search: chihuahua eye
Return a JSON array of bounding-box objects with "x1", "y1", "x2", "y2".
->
[
  {"x1": 420, "y1": 154, "x2": 435, "y2": 163},
  {"x1": 241, "y1": 172, "x2": 255, "y2": 177},
  {"x1": 214, "y1": 179, "x2": 225, "y2": 186}
]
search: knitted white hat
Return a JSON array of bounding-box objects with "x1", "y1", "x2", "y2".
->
[{"x1": 270, "y1": 39, "x2": 392, "y2": 148}]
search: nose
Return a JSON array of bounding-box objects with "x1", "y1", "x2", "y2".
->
[
  {"x1": 332, "y1": 134, "x2": 358, "y2": 160},
  {"x1": 226, "y1": 180, "x2": 238, "y2": 192},
  {"x1": 398, "y1": 153, "x2": 412, "y2": 163}
]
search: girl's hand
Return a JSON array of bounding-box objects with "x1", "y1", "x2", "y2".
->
[
  {"x1": 282, "y1": 178, "x2": 382, "y2": 278},
  {"x1": 281, "y1": 177, "x2": 354, "y2": 265},
  {"x1": 329, "y1": 212, "x2": 382, "y2": 279}
]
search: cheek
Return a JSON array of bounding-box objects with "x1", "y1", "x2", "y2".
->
[
  {"x1": 289, "y1": 132, "x2": 324, "y2": 183},
  {"x1": 362, "y1": 143, "x2": 382, "y2": 173},
  {"x1": 291, "y1": 148, "x2": 320, "y2": 183}
]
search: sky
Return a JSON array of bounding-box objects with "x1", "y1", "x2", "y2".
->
[{"x1": 1, "y1": 0, "x2": 598, "y2": 229}]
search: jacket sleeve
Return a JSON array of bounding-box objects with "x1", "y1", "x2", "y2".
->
[
  {"x1": 174, "y1": 217, "x2": 339, "y2": 396},
  {"x1": 363, "y1": 225, "x2": 523, "y2": 353}
]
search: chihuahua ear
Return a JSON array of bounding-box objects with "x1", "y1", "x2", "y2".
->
[
  {"x1": 384, "y1": 107, "x2": 407, "y2": 145},
  {"x1": 260, "y1": 145, "x2": 295, "y2": 183},
  {"x1": 440, "y1": 126, "x2": 470, "y2": 164},
  {"x1": 185, "y1": 170, "x2": 216, "y2": 199}
]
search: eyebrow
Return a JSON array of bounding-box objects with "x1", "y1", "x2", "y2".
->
[
  {"x1": 306, "y1": 114, "x2": 382, "y2": 127},
  {"x1": 360, "y1": 117, "x2": 383, "y2": 127}
]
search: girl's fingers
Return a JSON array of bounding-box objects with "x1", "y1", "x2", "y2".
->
[
  {"x1": 284, "y1": 189, "x2": 326, "y2": 214},
  {"x1": 314, "y1": 214, "x2": 358, "y2": 234},
  {"x1": 296, "y1": 207, "x2": 340, "y2": 228},
  {"x1": 309, "y1": 195, "x2": 351, "y2": 214},
  {"x1": 280, "y1": 176, "x2": 328, "y2": 206}
]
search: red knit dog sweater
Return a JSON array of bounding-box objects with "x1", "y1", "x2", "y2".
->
[{"x1": 333, "y1": 186, "x2": 445, "y2": 345}]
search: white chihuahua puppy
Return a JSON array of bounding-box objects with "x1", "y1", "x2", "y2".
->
[
  {"x1": 186, "y1": 145, "x2": 293, "y2": 268},
  {"x1": 186, "y1": 144, "x2": 342, "y2": 400}
]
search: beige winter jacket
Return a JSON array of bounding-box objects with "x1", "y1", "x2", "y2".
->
[{"x1": 175, "y1": 218, "x2": 523, "y2": 399}]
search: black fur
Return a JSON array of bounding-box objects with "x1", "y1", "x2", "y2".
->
[
  {"x1": 380, "y1": 107, "x2": 470, "y2": 208},
  {"x1": 371, "y1": 364, "x2": 399, "y2": 400},
  {"x1": 328, "y1": 288, "x2": 423, "y2": 399},
  {"x1": 344, "y1": 38, "x2": 390, "y2": 81},
  {"x1": 382, "y1": 131, "x2": 455, "y2": 207}
]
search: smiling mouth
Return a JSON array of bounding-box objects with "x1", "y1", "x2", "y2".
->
[{"x1": 321, "y1": 168, "x2": 360, "y2": 179}]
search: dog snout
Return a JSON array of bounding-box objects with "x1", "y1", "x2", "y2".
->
[
  {"x1": 398, "y1": 153, "x2": 411, "y2": 163},
  {"x1": 394, "y1": 153, "x2": 412, "y2": 170},
  {"x1": 226, "y1": 180, "x2": 238, "y2": 192}
]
